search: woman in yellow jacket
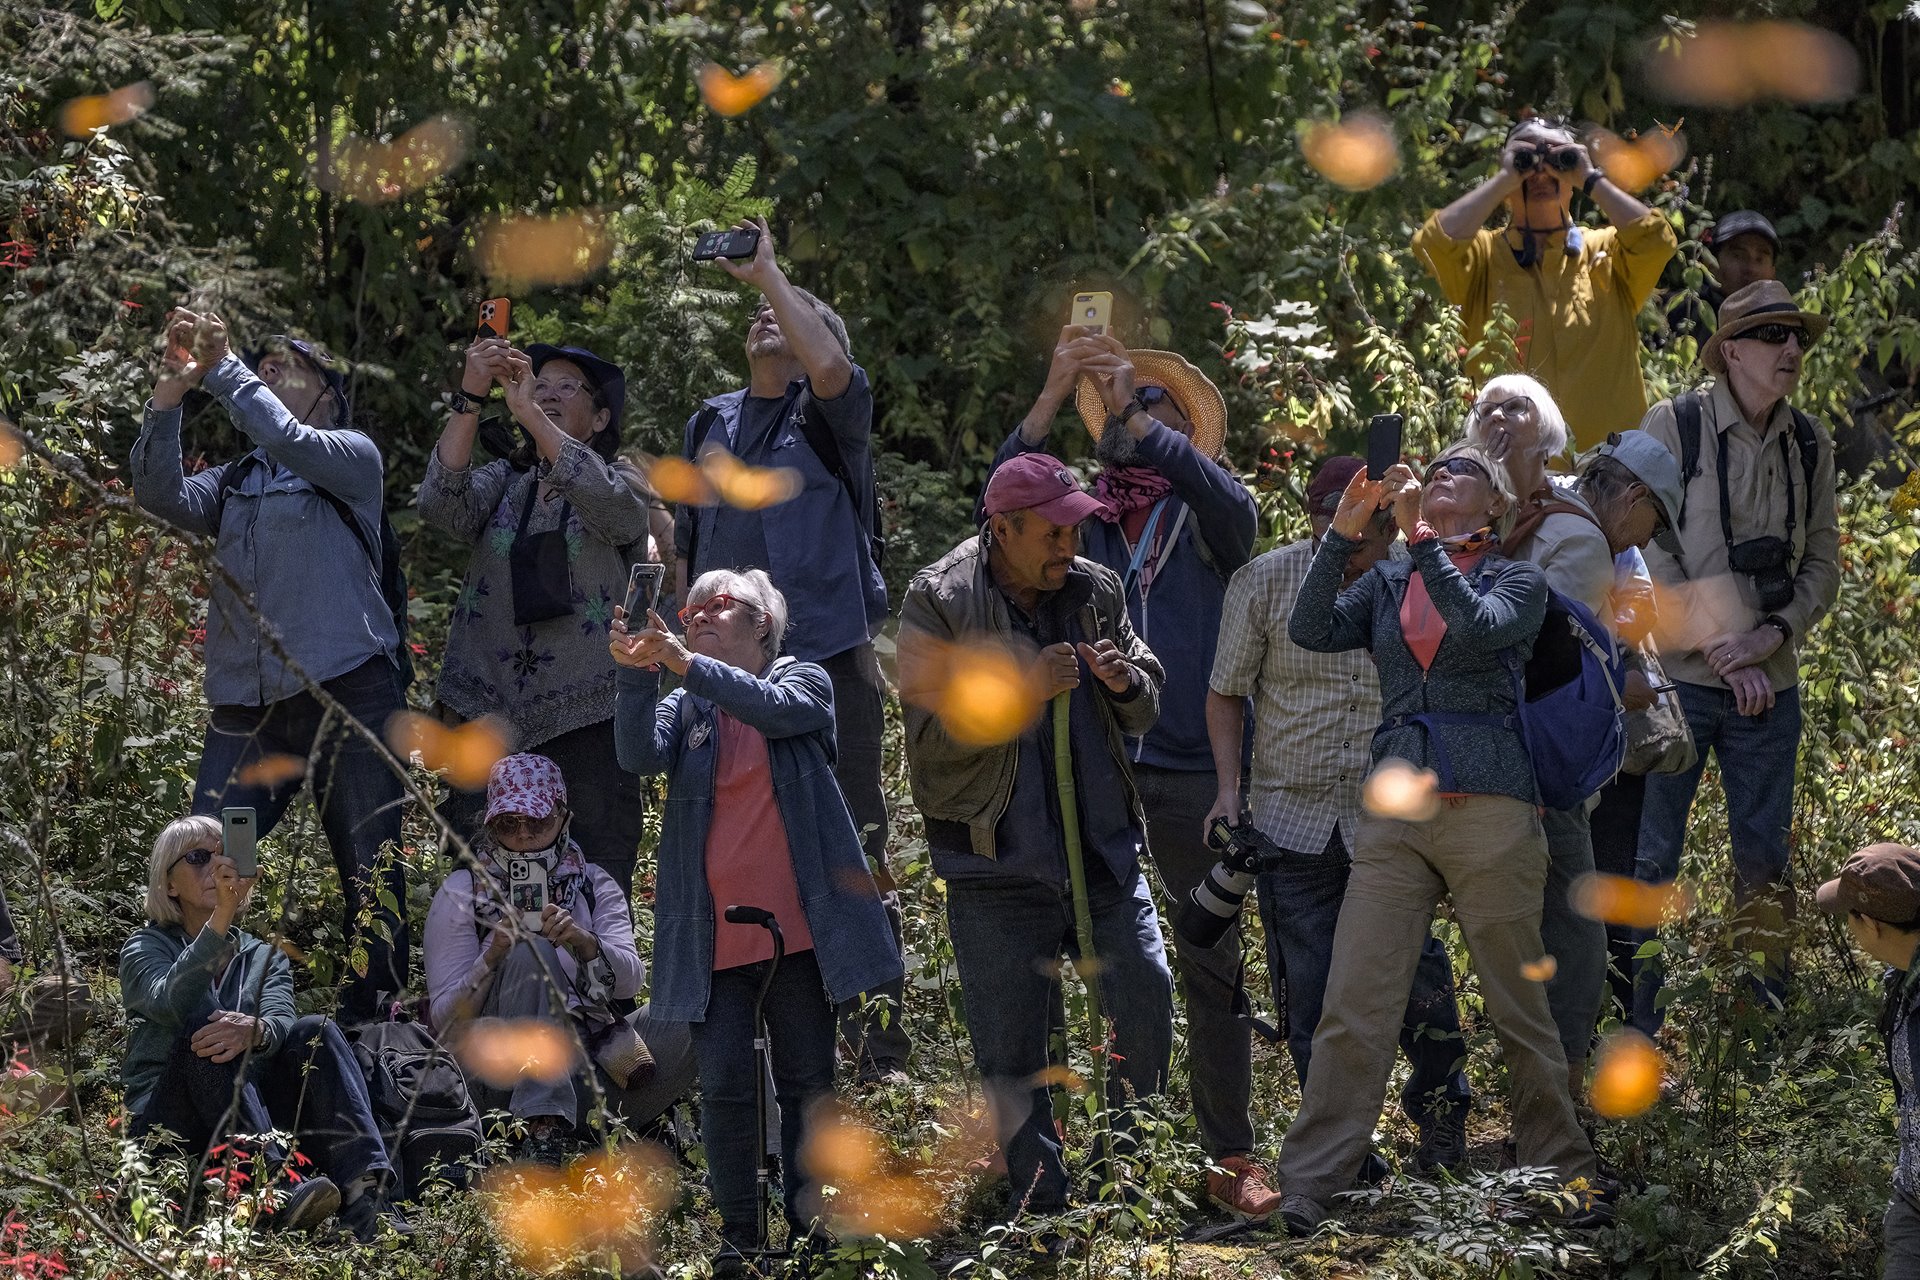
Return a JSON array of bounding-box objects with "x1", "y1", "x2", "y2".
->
[{"x1": 1414, "y1": 116, "x2": 1677, "y2": 451}]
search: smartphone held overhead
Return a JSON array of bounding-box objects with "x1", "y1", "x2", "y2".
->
[
  {"x1": 692, "y1": 228, "x2": 761, "y2": 261},
  {"x1": 221, "y1": 807, "x2": 259, "y2": 878},
  {"x1": 1071, "y1": 290, "x2": 1113, "y2": 334},
  {"x1": 477, "y1": 296, "x2": 511, "y2": 339},
  {"x1": 1366, "y1": 413, "x2": 1404, "y2": 481}
]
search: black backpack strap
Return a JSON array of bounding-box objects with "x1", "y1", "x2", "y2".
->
[
  {"x1": 793, "y1": 390, "x2": 885, "y2": 569},
  {"x1": 681, "y1": 405, "x2": 724, "y2": 577},
  {"x1": 1788, "y1": 406, "x2": 1821, "y2": 498},
  {"x1": 1674, "y1": 390, "x2": 1703, "y2": 532}
]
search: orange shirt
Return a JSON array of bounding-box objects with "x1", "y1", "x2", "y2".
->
[{"x1": 704, "y1": 710, "x2": 814, "y2": 969}]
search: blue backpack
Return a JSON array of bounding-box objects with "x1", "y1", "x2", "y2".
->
[{"x1": 1499, "y1": 574, "x2": 1629, "y2": 810}]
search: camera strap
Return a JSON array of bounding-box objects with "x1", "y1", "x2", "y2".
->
[{"x1": 1715, "y1": 423, "x2": 1797, "y2": 556}]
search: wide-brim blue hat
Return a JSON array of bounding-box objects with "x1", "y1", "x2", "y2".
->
[{"x1": 526, "y1": 344, "x2": 625, "y2": 435}]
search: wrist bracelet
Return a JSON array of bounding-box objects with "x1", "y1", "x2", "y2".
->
[{"x1": 1582, "y1": 171, "x2": 1602, "y2": 197}]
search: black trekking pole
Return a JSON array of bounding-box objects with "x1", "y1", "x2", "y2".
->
[{"x1": 723, "y1": 904, "x2": 784, "y2": 1262}]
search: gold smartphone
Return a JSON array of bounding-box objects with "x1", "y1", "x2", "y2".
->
[{"x1": 1072, "y1": 290, "x2": 1114, "y2": 334}]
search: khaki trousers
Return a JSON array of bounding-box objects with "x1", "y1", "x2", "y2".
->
[{"x1": 1275, "y1": 796, "x2": 1595, "y2": 1205}]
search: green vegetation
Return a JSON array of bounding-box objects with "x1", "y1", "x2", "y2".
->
[{"x1": 3, "y1": 0, "x2": 1920, "y2": 1276}]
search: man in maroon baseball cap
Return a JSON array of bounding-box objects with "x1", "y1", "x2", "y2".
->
[
  {"x1": 898, "y1": 451, "x2": 1173, "y2": 1227},
  {"x1": 1817, "y1": 842, "x2": 1920, "y2": 1274}
]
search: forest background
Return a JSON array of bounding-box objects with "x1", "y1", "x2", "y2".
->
[{"x1": 6, "y1": 0, "x2": 1920, "y2": 1277}]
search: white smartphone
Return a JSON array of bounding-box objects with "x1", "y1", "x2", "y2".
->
[
  {"x1": 507, "y1": 858, "x2": 549, "y2": 930},
  {"x1": 1072, "y1": 290, "x2": 1114, "y2": 334}
]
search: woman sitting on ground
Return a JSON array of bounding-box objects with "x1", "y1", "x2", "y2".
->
[
  {"x1": 120, "y1": 815, "x2": 406, "y2": 1239},
  {"x1": 1270, "y1": 441, "x2": 1603, "y2": 1236},
  {"x1": 611, "y1": 568, "x2": 901, "y2": 1276},
  {"x1": 423, "y1": 753, "x2": 686, "y2": 1166}
]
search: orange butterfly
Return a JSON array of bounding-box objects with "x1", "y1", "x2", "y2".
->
[
  {"x1": 386, "y1": 712, "x2": 509, "y2": 790},
  {"x1": 698, "y1": 63, "x2": 782, "y2": 117},
  {"x1": 59, "y1": 82, "x2": 154, "y2": 138}
]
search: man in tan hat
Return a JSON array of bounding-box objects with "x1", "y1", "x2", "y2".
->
[
  {"x1": 1816, "y1": 844, "x2": 1920, "y2": 1278},
  {"x1": 1629, "y1": 279, "x2": 1840, "y2": 1032},
  {"x1": 989, "y1": 323, "x2": 1263, "y2": 1218}
]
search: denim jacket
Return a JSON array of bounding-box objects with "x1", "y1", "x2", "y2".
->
[
  {"x1": 613, "y1": 655, "x2": 900, "y2": 1023},
  {"x1": 130, "y1": 355, "x2": 397, "y2": 707},
  {"x1": 1291, "y1": 532, "x2": 1546, "y2": 804}
]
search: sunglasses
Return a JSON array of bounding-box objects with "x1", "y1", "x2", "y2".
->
[
  {"x1": 490, "y1": 813, "x2": 560, "y2": 839},
  {"x1": 679, "y1": 593, "x2": 751, "y2": 625},
  {"x1": 1638, "y1": 491, "x2": 1672, "y2": 535},
  {"x1": 1737, "y1": 323, "x2": 1812, "y2": 349},
  {"x1": 168, "y1": 846, "x2": 218, "y2": 874},
  {"x1": 1469, "y1": 394, "x2": 1535, "y2": 422},
  {"x1": 1429, "y1": 457, "x2": 1490, "y2": 483},
  {"x1": 1137, "y1": 385, "x2": 1171, "y2": 406}
]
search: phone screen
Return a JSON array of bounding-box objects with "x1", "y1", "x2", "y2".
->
[
  {"x1": 1366, "y1": 413, "x2": 1405, "y2": 481},
  {"x1": 477, "y1": 297, "x2": 511, "y2": 339},
  {"x1": 221, "y1": 807, "x2": 259, "y2": 878},
  {"x1": 624, "y1": 562, "x2": 664, "y2": 622},
  {"x1": 508, "y1": 858, "x2": 549, "y2": 930},
  {"x1": 1072, "y1": 291, "x2": 1114, "y2": 334}
]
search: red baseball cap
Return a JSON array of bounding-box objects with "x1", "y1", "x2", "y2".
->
[
  {"x1": 982, "y1": 454, "x2": 1108, "y2": 526},
  {"x1": 1306, "y1": 456, "x2": 1366, "y2": 515}
]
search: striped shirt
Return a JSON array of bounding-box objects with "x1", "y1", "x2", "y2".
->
[{"x1": 1208, "y1": 538, "x2": 1382, "y2": 855}]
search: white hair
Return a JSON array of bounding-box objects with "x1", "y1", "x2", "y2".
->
[
  {"x1": 688, "y1": 568, "x2": 789, "y2": 662},
  {"x1": 145, "y1": 815, "x2": 222, "y2": 925},
  {"x1": 1429, "y1": 439, "x2": 1521, "y2": 538},
  {"x1": 1465, "y1": 373, "x2": 1571, "y2": 462}
]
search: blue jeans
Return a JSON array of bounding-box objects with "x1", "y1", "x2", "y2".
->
[
  {"x1": 1632, "y1": 681, "x2": 1803, "y2": 1033},
  {"x1": 132, "y1": 1012, "x2": 391, "y2": 1190},
  {"x1": 945, "y1": 867, "x2": 1174, "y2": 1216},
  {"x1": 193, "y1": 656, "x2": 407, "y2": 1020},
  {"x1": 689, "y1": 948, "x2": 838, "y2": 1248},
  {"x1": 1256, "y1": 827, "x2": 1470, "y2": 1121}
]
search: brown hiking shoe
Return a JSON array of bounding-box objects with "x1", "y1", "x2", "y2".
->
[{"x1": 1206, "y1": 1155, "x2": 1283, "y2": 1221}]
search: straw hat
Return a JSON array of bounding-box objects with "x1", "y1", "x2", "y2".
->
[
  {"x1": 1701, "y1": 280, "x2": 1829, "y2": 377},
  {"x1": 1075, "y1": 350, "x2": 1228, "y2": 460}
]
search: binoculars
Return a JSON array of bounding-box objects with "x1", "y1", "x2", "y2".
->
[{"x1": 1513, "y1": 144, "x2": 1582, "y2": 174}]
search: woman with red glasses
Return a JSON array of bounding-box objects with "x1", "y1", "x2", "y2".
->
[
  {"x1": 610, "y1": 568, "x2": 900, "y2": 1275},
  {"x1": 119, "y1": 816, "x2": 408, "y2": 1239}
]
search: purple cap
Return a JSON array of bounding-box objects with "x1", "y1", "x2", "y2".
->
[{"x1": 982, "y1": 454, "x2": 1109, "y2": 526}]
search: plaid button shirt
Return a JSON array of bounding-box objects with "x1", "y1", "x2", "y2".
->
[{"x1": 1208, "y1": 538, "x2": 1382, "y2": 854}]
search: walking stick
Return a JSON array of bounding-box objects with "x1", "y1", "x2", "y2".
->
[
  {"x1": 1050, "y1": 692, "x2": 1111, "y2": 1165},
  {"x1": 724, "y1": 905, "x2": 785, "y2": 1261}
]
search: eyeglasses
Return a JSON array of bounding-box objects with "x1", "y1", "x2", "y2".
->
[
  {"x1": 531, "y1": 378, "x2": 592, "y2": 399},
  {"x1": 1638, "y1": 492, "x2": 1672, "y2": 535},
  {"x1": 1469, "y1": 394, "x2": 1535, "y2": 422},
  {"x1": 168, "y1": 846, "x2": 218, "y2": 874},
  {"x1": 1429, "y1": 457, "x2": 1490, "y2": 483},
  {"x1": 1737, "y1": 323, "x2": 1812, "y2": 349},
  {"x1": 490, "y1": 814, "x2": 558, "y2": 839},
  {"x1": 679, "y1": 593, "x2": 751, "y2": 625}
]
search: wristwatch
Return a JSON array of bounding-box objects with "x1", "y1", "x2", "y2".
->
[
  {"x1": 448, "y1": 387, "x2": 486, "y2": 416},
  {"x1": 1761, "y1": 614, "x2": 1793, "y2": 642}
]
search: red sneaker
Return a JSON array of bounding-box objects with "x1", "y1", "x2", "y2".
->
[{"x1": 1206, "y1": 1155, "x2": 1282, "y2": 1222}]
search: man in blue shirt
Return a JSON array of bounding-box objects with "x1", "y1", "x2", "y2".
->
[
  {"x1": 131, "y1": 309, "x2": 407, "y2": 1023},
  {"x1": 985, "y1": 327, "x2": 1261, "y2": 1216},
  {"x1": 674, "y1": 220, "x2": 903, "y2": 1079}
]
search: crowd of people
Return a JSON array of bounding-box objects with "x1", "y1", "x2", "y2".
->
[{"x1": 66, "y1": 119, "x2": 1907, "y2": 1275}]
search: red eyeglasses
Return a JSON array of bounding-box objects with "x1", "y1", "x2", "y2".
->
[{"x1": 679, "y1": 593, "x2": 749, "y2": 625}]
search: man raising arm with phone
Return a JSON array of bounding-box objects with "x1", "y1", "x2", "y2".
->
[{"x1": 676, "y1": 217, "x2": 906, "y2": 1084}]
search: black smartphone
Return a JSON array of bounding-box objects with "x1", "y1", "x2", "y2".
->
[
  {"x1": 624, "y1": 562, "x2": 664, "y2": 622},
  {"x1": 1366, "y1": 413, "x2": 1404, "y2": 481},
  {"x1": 692, "y1": 228, "x2": 761, "y2": 261},
  {"x1": 221, "y1": 807, "x2": 258, "y2": 878}
]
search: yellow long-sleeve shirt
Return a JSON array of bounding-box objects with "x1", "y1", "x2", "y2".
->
[{"x1": 1412, "y1": 210, "x2": 1678, "y2": 450}]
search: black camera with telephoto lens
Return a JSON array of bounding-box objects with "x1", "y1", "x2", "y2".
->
[
  {"x1": 1729, "y1": 536, "x2": 1796, "y2": 611},
  {"x1": 1170, "y1": 818, "x2": 1290, "y2": 950}
]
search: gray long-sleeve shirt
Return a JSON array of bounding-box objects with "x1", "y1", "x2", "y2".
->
[{"x1": 130, "y1": 355, "x2": 397, "y2": 707}]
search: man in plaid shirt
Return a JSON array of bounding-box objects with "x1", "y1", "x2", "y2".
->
[{"x1": 1205, "y1": 456, "x2": 1472, "y2": 1187}]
